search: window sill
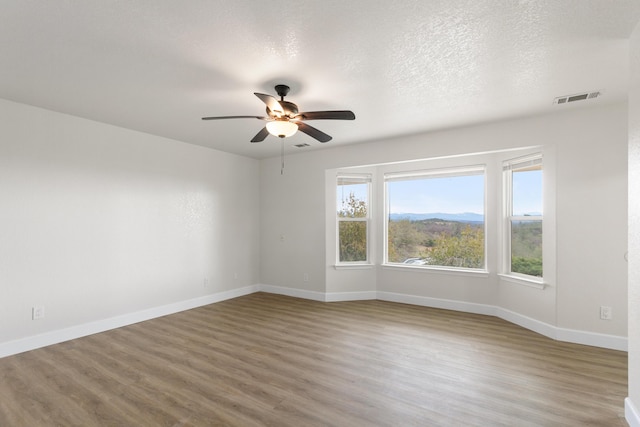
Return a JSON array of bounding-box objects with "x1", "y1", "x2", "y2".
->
[
  {"x1": 382, "y1": 264, "x2": 489, "y2": 278},
  {"x1": 334, "y1": 264, "x2": 375, "y2": 270},
  {"x1": 498, "y1": 273, "x2": 547, "y2": 289}
]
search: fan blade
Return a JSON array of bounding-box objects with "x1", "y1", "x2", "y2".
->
[
  {"x1": 297, "y1": 122, "x2": 332, "y2": 143},
  {"x1": 254, "y1": 93, "x2": 284, "y2": 115},
  {"x1": 295, "y1": 110, "x2": 355, "y2": 121},
  {"x1": 202, "y1": 115, "x2": 267, "y2": 120},
  {"x1": 250, "y1": 127, "x2": 270, "y2": 143}
]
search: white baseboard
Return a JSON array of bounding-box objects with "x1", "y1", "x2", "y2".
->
[
  {"x1": 377, "y1": 291, "x2": 496, "y2": 316},
  {"x1": 627, "y1": 398, "x2": 640, "y2": 427},
  {"x1": 495, "y1": 306, "x2": 557, "y2": 339},
  {"x1": 258, "y1": 284, "x2": 327, "y2": 301},
  {"x1": 0, "y1": 284, "x2": 628, "y2": 358},
  {"x1": 0, "y1": 285, "x2": 259, "y2": 359},
  {"x1": 494, "y1": 308, "x2": 626, "y2": 351},
  {"x1": 375, "y1": 291, "x2": 626, "y2": 351},
  {"x1": 257, "y1": 285, "x2": 376, "y2": 302},
  {"x1": 555, "y1": 327, "x2": 628, "y2": 352},
  {"x1": 325, "y1": 291, "x2": 377, "y2": 302}
]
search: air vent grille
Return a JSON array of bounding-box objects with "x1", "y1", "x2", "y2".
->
[{"x1": 554, "y1": 91, "x2": 600, "y2": 105}]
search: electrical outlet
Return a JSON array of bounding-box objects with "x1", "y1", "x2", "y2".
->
[
  {"x1": 203, "y1": 277, "x2": 209, "y2": 288},
  {"x1": 32, "y1": 306, "x2": 45, "y2": 320},
  {"x1": 303, "y1": 273, "x2": 309, "y2": 282},
  {"x1": 600, "y1": 306, "x2": 612, "y2": 320}
]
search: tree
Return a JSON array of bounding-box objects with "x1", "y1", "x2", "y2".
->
[
  {"x1": 511, "y1": 257, "x2": 542, "y2": 277},
  {"x1": 387, "y1": 219, "x2": 422, "y2": 263},
  {"x1": 429, "y1": 225, "x2": 484, "y2": 268},
  {"x1": 511, "y1": 221, "x2": 543, "y2": 276}
]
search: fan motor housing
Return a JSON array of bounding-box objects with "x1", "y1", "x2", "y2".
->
[{"x1": 267, "y1": 100, "x2": 298, "y2": 117}]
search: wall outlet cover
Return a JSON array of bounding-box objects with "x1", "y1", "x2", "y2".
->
[{"x1": 32, "y1": 306, "x2": 45, "y2": 320}]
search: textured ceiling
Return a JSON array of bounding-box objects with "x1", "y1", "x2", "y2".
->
[{"x1": 1, "y1": 1, "x2": 639, "y2": 159}]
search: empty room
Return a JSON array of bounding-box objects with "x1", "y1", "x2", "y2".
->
[{"x1": 1, "y1": 1, "x2": 640, "y2": 426}]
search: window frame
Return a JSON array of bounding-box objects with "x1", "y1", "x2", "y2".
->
[
  {"x1": 502, "y1": 153, "x2": 544, "y2": 283},
  {"x1": 383, "y1": 164, "x2": 487, "y2": 272},
  {"x1": 336, "y1": 173, "x2": 372, "y2": 265}
]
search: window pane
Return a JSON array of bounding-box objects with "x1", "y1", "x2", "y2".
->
[
  {"x1": 337, "y1": 183, "x2": 368, "y2": 218},
  {"x1": 387, "y1": 173, "x2": 484, "y2": 268},
  {"x1": 511, "y1": 220, "x2": 543, "y2": 277},
  {"x1": 339, "y1": 221, "x2": 367, "y2": 262},
  {"x1": 512, "y1": 167, "x2": 542, "y2": 216}
]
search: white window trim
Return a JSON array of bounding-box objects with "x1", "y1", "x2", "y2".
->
[
  {"x1": 336, "y1": 173, "x2": 372, "y2": 265},
  {"x1": 334, "y1": 264, "x2": 374, "y2": 270},
  {"x1": 383, "y1": 164, "x2": 487, "y2": 272},
  {"x1": 498, "y1": 273, "x2": 547, "y2": 289},
  {"x1": 385, "y1": 164, "x2": 486, "y2": 181},
  {"x1": 502, "y1": 153, "x2": 544, "y2": 282},
  {"x1": 383, "y1": 263, "x2": 489, "y2": 277}
]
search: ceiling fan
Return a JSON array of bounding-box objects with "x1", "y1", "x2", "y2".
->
[{"x1": 202, "y1": 84, "x2": 355, "y2": 143}]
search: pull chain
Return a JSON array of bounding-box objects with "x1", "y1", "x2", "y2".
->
[{"x1": 280, "y1": 138, "x2": 285, "y2": 175}]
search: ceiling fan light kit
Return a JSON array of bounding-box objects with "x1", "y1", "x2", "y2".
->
[
  {"x1": 202, "y1": 84, "x2": 355, "y2": 144},
  {"x1": 266, "y1": 120, "x2": 298, "y2": 138}
]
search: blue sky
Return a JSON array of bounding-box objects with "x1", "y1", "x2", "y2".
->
[
  {"x1": 338, "y1": 170, "x2": 542, "y2": 215},
  {"x1": 512, "y1": 170, "x2": 543, "y2": 215},
  {"x1": 387, "y1": 175, "x2": 484, "y2": 214}
]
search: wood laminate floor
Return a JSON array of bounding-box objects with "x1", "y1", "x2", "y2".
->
[{"x1": 0, "y1": 292, "x2": 628, "y2": 426}]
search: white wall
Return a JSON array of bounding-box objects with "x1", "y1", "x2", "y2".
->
[
  {"x1": 0, "y1": 99, "x2": 260, "y2": 350},
  {"x1": 556, "y1": 111, "x2": 628, "y2": 335},
  {"x1": 627, "y1": 20, "x2": 640, "y2": 426},
  {"x1": 260, "y1": 102, "x2": 628, "y2": 344}
]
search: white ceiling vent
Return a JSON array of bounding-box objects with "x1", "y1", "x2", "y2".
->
[{"x1": 554, "y1": 91, "x2": 600, "y2": 105}]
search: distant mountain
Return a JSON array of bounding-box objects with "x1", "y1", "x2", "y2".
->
[{"x1": 389, "y1": 212, "x2": 484, "y2": 223}]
